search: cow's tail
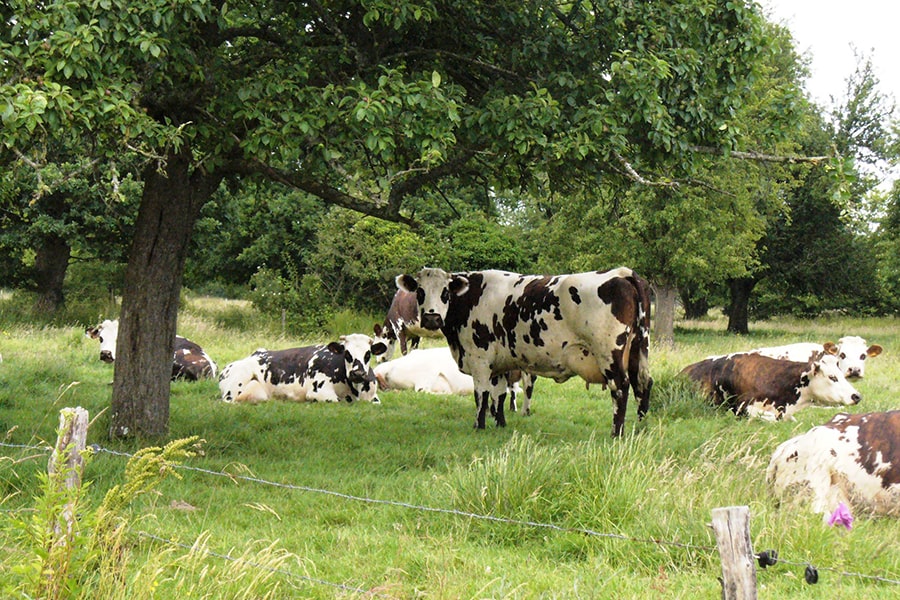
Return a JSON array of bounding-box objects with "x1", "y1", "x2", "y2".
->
[{"x1": 627, "y1": 272, "x2": 653, "y2": 420}]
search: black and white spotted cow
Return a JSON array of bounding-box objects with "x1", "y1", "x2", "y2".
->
[
  {"x1": 395, "y1": 267, "x2": 653, "y2": 435},
  {"x1": 767, "y1": 410, "x2": 900, "y2": 517},
  {"x1": 373, "y1": 289, "x2": 442, "y2": 363},
  {"x1": 86, "y1": 319, "x2": 217, "y2": 381},
  {"x1": 218, "y1": 333, "x2": 387, "y2": 404},
  {"x1": 752, "y1": 336, "x2": 883, "y2": 379}
]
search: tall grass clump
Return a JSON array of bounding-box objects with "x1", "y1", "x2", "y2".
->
[{"x1": 0, "y1": 434, "x2": 294, "y2": 599}]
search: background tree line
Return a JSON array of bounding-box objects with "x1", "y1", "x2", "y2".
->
[{"x1": 1, "y1": 0, "x2": 897, "y2": 437}]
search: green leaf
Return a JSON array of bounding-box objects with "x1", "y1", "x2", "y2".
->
[{"x1": 431, "y1": 70, "x2": 441, "y2": 88}]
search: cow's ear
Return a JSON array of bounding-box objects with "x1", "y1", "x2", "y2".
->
[
  {"x1": 373, "y1": 323, "x2": 383, "y2": 336},
  {"x1": 396, "y1": 273, "x2": 417, "y2": 293},
  {"x1": 327, "y1": 342, "x2": 345, "y2": 354},
  {"x1": 867, "y1": 344, "x2": 883, "y2": 357},
  {"x1": 449, "y1": 274, "x2": 469, "y2": 296},
  {"x1": 371, "y1": 342, "x2": 388, "y2": 356},
  {"x1": 822, "y1": 342, "x2": 838, "y2": 355},
  {"x1": 86, "y1": 327, "x2": 99, "y2": 339}
]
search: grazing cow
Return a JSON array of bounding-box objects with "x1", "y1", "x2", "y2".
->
[
  {"x1": 86, "y1": 319, "x2": 217, "y2": 381},
  {"x1": 752, "y1": 336, "x2": 882, "y2": 379},
  {"x1": 218, "y1": 334, "x2": 386, "y2": 404},
  {"x1": 680, "y1": 353, "x2": 861, "y2": 421},
  {"x1": 396, "y1": 267, "x2": 652, "y2": 435},
  {"x1": 373, "y1": 289, "x2": 443, "y2": 363},
  {"x1": 373, "y1": 346, "x2": 535, "y2": 412},
  {"x1": 767, "y1": 411, "x2": 900, "y2": 517}
]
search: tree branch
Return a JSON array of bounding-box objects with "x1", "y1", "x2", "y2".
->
[{"x1": 690, "y1": 145, "x2": 832, "y2": 164}]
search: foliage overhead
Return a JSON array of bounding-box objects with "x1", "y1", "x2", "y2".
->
[{"x1": 2, "y1": 0, "x2": 774, "y2": 224}]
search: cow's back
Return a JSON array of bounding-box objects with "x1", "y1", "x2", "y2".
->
[{"x1": 681, "y1": 353, "x2": 803, "y2": 414}]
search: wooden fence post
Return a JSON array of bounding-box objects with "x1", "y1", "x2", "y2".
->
[
  {"x1": 48, "y1": 407, "x2": 89, "y2": 540},
  {"x1": 711, "y1": 505, "x2": 757, "y2": 600}
]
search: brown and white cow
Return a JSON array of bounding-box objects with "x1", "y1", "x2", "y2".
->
[
  {"x1": 680, "y1": 353, "x2": 861, "y2": 421},
  {"x1": 767, "y1": 411, "x2": 900, "y2": 517},
  {"x1": 373, "y1": 346, "x2": 535, "y2": 414},
  {"x1": 86, "y1": 319, "x2": 217, "y2": 381},
  {"x1": 218, "y1": 334, "x2": 386, "y2": 404},
  {"x1": 752, "y1": 336, "x2": 882, "y2": 379},
  {"x1": 373, "y1": 289, "x2": 442, "y2": 363},
  {"x1": 395, "y1": 267, "x2": 652, "y2": 435}
]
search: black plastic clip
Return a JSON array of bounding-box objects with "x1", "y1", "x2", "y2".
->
[
  {"x1": 804, "y1": 564, "x2": 819, "y2": 584},
  {"x1": 756, "y1": 550, "x2": 778, "y2": 569}
]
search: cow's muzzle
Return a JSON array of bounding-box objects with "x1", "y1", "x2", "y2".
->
[
  {"x1": 100, "y1": 351, "x2": 115, "y2": 363},
  {"x1": 420, "y1": 313, "x2": 443, "y2": 331},
  {"x1": 851, "y1": 393, "x2": 861, "y2": 405},
  {"x1": 347, "y1": 367, "x2": 367, "y2": 384}
]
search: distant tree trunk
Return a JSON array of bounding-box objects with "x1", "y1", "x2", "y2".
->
[
  {"x1": 109, "y1": 148, "x2": 222, "y2": 439},
  {"x1": 680, "y1": 285, "x2": 709, "y2": 320},
  {"x1": 653, "y1": 282, "x2": 677, "y2": 347},
  {"x1": 32, "y1": 233, "x2": 70, "y2": 314},
  {"x1": 726, "y1": 277, "x2": 756, "y2": 335}
]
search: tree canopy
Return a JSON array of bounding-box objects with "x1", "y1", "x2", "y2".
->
[{"x1": 3, "y1": 0, "x2": 882, "y2": 436}]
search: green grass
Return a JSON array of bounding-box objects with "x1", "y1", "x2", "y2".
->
[{"x1": 1, "y1": 298, "x2": 899, "y2": 598}]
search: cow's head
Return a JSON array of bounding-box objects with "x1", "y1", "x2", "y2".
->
[
  {"x1": 826, "y1": 336, "x2": 883, "y2": 379},
  {"x1": 328, "y1": 334, "x2": 387, "y2": 389},
  {"x1": 396, "y1": 268, "x2": 469, "y2": 332},
  {"x1": 86, "y1": 319, "x2": 119, "y2": 363},
  {"x1": 804, "y1": 354, "x2": 861, "y2": 407},
  {"x1": 372, "y1": 323, "x2": 396, "y2": 363}
]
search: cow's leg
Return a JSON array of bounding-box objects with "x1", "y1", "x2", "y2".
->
[
  {"x1": 490, "y1": 374, "x2": 509, "y2": 427},
  {"x1": 611, "y1": 388, "x2": 629, "y2": 436},
  {"x1": 475, "y1": 389, "x2": 491, "y2": 429},
  {"x1": 519, "y1": 373, "x2": 535, "y2": 416},
  {"x1": 410, "y1": 335, "x2": 421, "y2": 351},
  {"x1": 399, "y1": 330, "x2": 408, "y2": 355}
]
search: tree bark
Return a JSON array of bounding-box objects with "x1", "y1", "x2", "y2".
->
[
  {"x1": 109, "y1": 148, "x2": 222, "y2": 439},
  {"x1": 726, "y1": 278, "x2": 756, "y2": 335},
  {"x1": 653, "y1": 282, "x2": 677, "y2": 347},
  {"x1": 32, "y1": 233, "x2": 70, "y2": 314}
]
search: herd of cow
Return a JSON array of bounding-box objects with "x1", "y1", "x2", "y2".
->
[{"x1": 85, "y1": 266, "x2": 898, "y2": 519}]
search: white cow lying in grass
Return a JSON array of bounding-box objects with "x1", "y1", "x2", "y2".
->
[
  {"x1": 767, "y1": 411, "x2": 900, "y2": 517},
  {"x1": 374, "y1": 346, "x2": 534, "y2": 414},
  {"x1": 752, "y1": 336, "x2": 882, "y2": 379}
]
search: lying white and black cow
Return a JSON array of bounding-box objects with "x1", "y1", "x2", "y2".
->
[
  {"x1": 373, "y1": 346, "x2": 535, "y2": 414},
  {"x1": 767, "y1": 410, "x2": 900, "y2": 517},
  {"x1": 218, "y1": 333, "x2": 386, "y2": 404},
  {"x1": 86, "y1": 319, "x2": 217, "y2": 381},
  {"x1": 752, "y1": 335, "x2": 882, "y2": 379},
  {"x1": 396, "y1": 267, "x2": 652, "y2": 435},
  {"x1": 680, "y1": 352, "x2": 861, "y2": 421},
  {"x1": 373, "y1": 289, "x2": 442, "y2": 363}
]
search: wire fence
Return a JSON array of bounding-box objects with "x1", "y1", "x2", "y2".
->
[{"x1": 3, "y1": 439, "x2": 900, "y2": 592}]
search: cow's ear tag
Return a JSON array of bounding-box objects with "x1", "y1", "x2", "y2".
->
[{"x1": 449, "y1": 275, "x2": 469, "y2": 296}]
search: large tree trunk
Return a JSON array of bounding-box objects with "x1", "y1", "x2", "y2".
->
[
  {"x1": 32, "y1": 233, "x2": 70, "y2": 314},
  {"x1": 109, "y1": 148, "x2": 221, "y2": 439},
  {"x1": 653, "y1": 282, "x2": 677, "y2": 347},
  {"x1": 726, "y1": 277, "x2": 756, "y2": 335}
]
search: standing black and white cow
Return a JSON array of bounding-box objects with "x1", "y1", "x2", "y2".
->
[
  {"x1": 86, "y1": 319, "x2": 217, "y2": 381},
  {"x1": 218, "y1": 333, "x2": 387, "y2": 404},
  {"x1": 396, "y1": 267, "x2": 653, "y2": 435},
  {"x1": 373, "y1": 289, "x2": 442, "y2": 363}
]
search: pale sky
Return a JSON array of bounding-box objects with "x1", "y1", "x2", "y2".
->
[
  {"x1": 763, "y1": 0, "x2": 898, "y2": 188},
  {"x1": 762, "y1": 0, "x2": 898, "y2": 108}
]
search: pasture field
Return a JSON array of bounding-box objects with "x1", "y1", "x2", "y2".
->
[{"x1": 1, "y1": 296, "x2": 899, "y2": 599}]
